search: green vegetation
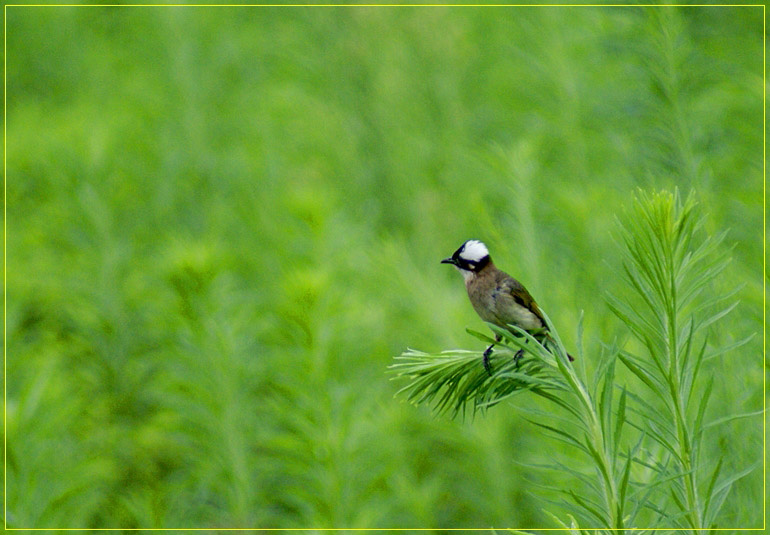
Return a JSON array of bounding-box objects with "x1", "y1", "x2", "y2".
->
[
  {"x1": 393, "y1": 190, "x2": 759, "y2": 531},
  {"x1": 6, "y1": 4, "x2": 763, "y2": 531}
]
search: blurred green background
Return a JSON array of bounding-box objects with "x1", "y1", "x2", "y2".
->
[{"x1": 5, "y1": 4, "x2": 763, "y2": 530}]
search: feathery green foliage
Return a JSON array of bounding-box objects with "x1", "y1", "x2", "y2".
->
[
  {"x1": 607, "y1": 189, "x2": 758, "y2": 532},
  {"x1": 392, "y1": 313, "x2": 635, "y2": 530},
  {"x1": 6, "y1": 5, "x2": 761, "y2": 530},
  {"x1": 392, "y1": 189, "x2": 757, "y2": 531}
]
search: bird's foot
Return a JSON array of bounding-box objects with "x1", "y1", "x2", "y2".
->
[
  {"x1": 513, "y1": 349, "x2": 524, "y2": 369},
  {"x1": 482, "y1": 344, "x2": 494, "y2": 376}
]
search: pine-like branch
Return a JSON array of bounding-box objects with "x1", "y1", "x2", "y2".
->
[{"x1": 391, "y1": 188, "x2": 753, "y2": 531}]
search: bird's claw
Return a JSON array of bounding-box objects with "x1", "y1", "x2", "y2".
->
[{"x1": 482, "y1": 345, "x2": 494, "y2": 376}]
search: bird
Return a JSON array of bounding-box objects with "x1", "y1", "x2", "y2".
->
[{"x1": 441, "y1": 239, "x2": 572, "y2": 374}]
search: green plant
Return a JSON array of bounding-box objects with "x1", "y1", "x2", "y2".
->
[
  {"x1": 606, "y1": 189, "x2": 759, "y2": 531},
  {"x1": 391, "y1": 189, "x2": 756, "y2": 532},
  {"x1": 7, "y1": 6, "x2": 760, "y2": 529}
]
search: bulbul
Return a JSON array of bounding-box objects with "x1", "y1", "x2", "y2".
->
[{"x1": 441, "y1": 239, "x2": 572, "y2": 374}]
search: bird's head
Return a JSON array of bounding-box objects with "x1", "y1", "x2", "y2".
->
[{"x1": 441, "y1": 239, "x2": 491, "y2": 277}]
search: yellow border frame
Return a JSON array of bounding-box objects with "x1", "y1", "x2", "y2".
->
[{"x1": 2, "y1": 2, "x2": 765, "y2": 532}]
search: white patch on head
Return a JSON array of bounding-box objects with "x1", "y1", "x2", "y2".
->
[{"x1": 459, "y1": 240, "x2": 489, "y2": 263}]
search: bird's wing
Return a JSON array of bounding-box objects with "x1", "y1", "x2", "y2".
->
[{"x1": 496, "y1": 271, "x2": 548, "y2": 329}]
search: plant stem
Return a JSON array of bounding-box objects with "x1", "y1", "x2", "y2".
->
[
  {"x1": 666, "y1": 201, "x2": 702, "y2": 534},
  {"x1": 671, "y1": 375, "x2": 702, "y2": 533},
  {"x1": 561, "y1": 356, "x2": 624, "y2": 533}
]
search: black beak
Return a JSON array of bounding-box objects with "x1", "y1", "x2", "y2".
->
[{"x1": 441, "y1": 257, "x2": 456, "y2": 265}]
